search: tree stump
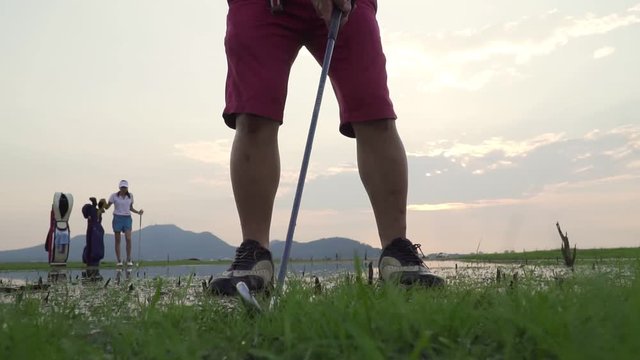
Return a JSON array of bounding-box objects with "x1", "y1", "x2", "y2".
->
[{"x1": 556, "y1": 222, "x2": 577, "y2": 269}]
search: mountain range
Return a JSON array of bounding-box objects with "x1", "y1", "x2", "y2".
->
[{"x1": 0, "y1": 224, "x2": 381, "y2": 262}]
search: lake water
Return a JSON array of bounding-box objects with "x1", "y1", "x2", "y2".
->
[
  {"x1": 0, "y1": 260, "x2": 462, "y2": 284},
  {"x1": 0, "y1": 260, "x2": 568, "y2": 285},
  {"x1": 2, "y1": 260, "x2": 630, "y2": 310}
]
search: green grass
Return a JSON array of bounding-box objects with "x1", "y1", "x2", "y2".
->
[
  {"x1": 462, "y1": 246, "x2": 640, "y2": 262},
  {"x1": 1, "y1": 262, "x2": 639, "y2": 359}
]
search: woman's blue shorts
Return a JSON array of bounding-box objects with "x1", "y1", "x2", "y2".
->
[{"x1": 112, "y1": 215, "x2": 133, "y2": 233}]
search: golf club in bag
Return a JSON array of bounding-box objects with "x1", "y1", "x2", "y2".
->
[{"x1": 236, "y1": 7, "x2": 344, "y2": 311}]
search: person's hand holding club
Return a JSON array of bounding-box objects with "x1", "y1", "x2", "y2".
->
[{"x1": 311, "y1": 0, "x2": 352, "y2": 26}]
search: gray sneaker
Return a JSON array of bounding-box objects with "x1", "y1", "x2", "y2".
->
[
  {"x1": 209, "y1": 239, "x2": 274, "y2": 296},
  {"x1": 378, "y1": 238, "x2": 445, "y2": 287}
]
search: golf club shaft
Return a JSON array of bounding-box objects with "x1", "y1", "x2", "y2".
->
[
  {"x1": 277, "y1": 8, "x2": 343, "y2": 288},
  {"x1": 138, "y1": 214, "x2": 142, "y2": 264}
]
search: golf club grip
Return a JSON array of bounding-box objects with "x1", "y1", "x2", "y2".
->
[
  {"x1": 276, "y1": 8, "x2": 343, "y2": 288},
  {"x1": 328, "y1": 7, "x2": 342, "y2": 40}
]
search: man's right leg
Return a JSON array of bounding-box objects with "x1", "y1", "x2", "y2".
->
[
  {"x1": 215, "y1": 0, "x2": 308, "y2": 295},
  {"x1": 231, "y1": 114, "x2": 280, "y2": 249},
  {"x1": 210, "y1": 115, "x2": 279, "y2": 295}
]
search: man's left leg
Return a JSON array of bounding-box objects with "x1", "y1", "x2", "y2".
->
[
  {"x1": 352, "y1": 119, "x2": 407, "y2": 248},
  {"x1": 353, "y1": 119, "x2": 444, "y2": 287}
]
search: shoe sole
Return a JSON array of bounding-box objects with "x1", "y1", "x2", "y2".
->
[
  {"x1": 385, "y1": 272, "x2": 446, "y2": 287},
  {"x1": 209, "y1": 275, "x2": 273, "y2": 297}
]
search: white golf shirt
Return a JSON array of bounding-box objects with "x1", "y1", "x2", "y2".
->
[{"x1": 109, "y1": 192, "x2": 134, "y2": 216}]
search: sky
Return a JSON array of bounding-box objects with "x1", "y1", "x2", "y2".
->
[{"x1": 1, "y1": 0, "x2": 639, "y2": 254}]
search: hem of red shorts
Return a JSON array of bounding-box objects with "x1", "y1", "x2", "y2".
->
[
  {"x1": 223, "y1": 110, "x2": 397, "y2": 139},
  {"x1": 339, "y1": 111, "x2": 398, "y2": 138},
  {"x1": 222, "y1": 110, "x2": 284, "y2": 130}
]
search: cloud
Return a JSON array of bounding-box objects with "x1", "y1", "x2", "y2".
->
[
  {"x1": 173, "y1": 140, "x2": 231, "y2": 166},
  {"x1": 593, "y1": 46, "x2": 616, "y2": 59},
  {"x1": 189, "y1": 176, "x2": 230, "y2": 188},
  {"x1": 290, "y1": 124, "x2": 639, "y2": 212},
  {"x1": 504, "y1": 16, "x2": 529, "y2": 31},
  {"x1": 448, "y1": 9, "x2": 638, "y2": 65},
  {"x1": 406, "y1": 124, "x2": 640, "y2": 205},
  {"x1": 408, "y1": 173, "x2": 640, "y2": 212},
  {"x1": 409, "y1": 132, "x2": 566, "y2": 168},
  {"x1": 573, "y1": 165, "x2": 594, "y2": 174},
  {"x1": 279, "y1": 162, "x2": 358, "y2": 187},
  {"x1": 324, "y1": 163, "x2": 358, "y2": 176},
  {"x1": 276, "y1": 162, "x2": 362, "y2": 204},
  {"x1": 384, "y1": 4, "x2": 640, "y2": 92},
  {"x1": 408, "y1": 198, "x2": 523, "y2": 212},
  {"x1": 628, "y1": 160, "x2": 640, "y2": 169},
  {"x1": 174, "y1": 126, "x2": 640, "y2": 215}
]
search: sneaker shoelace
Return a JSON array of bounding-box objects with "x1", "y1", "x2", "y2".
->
[
  {"x1": 229, "y1": 241, "x2": 263, "y2": 270},
  {"x1": 389, "y1": 239, "x2": 426, "y2": 266}
]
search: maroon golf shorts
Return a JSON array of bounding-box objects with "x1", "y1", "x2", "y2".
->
[{"x1": 223, "y1": 0, "x2": 396, "y2": 138}]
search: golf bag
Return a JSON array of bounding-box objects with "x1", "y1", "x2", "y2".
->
[
  {"x1": 81, "y1": 198, "x2": 105, "y2": 267},
  {"x1": 44, "y1": 192, "x2": 74, "y2": 265}
]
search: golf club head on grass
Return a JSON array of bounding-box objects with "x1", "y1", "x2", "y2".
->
[
  {"x1": 268, "y1": 293, "x2": 280, "y2": 311},
  {"x1": 236, "y1": 281, "x2": 262, "y2": 313}
]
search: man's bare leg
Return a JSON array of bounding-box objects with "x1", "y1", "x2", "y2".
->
[
  {"x1": 230, "y1": 114, "x2": 280, "y2": 249},
  {"x1": 353, "y1": 119, "x2": 408, "y2": 248}
]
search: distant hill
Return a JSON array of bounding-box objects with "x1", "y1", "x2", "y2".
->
[
  {"x1": 270, "y1": 237, "x2": 381, "y2": 261},
  {"x1": 0, "y1": 225, "x2": 382, "y2": 262}
]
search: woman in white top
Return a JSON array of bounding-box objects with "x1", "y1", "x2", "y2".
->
[{"x1": 104, "y1": 180, "x2": 144, "y2": 266}]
